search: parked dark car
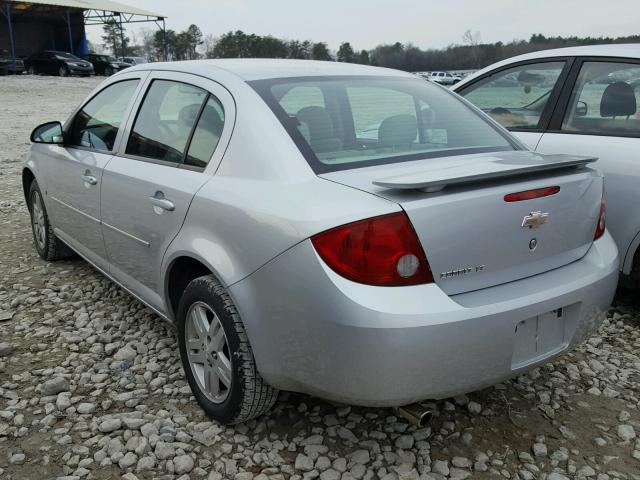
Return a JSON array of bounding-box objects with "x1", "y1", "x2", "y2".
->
[
  {"x1": 24, "y1": 50, "x2": 93, "y2": 77},
  {"x1": 0, "y1": 49, "x2": 24, "y2": 75},
  {"x1": 82, "y1": 53, "x2": 129, "y2": 76},
  {"x1": 119, "y1": 56, "x2": 149, "y2": 66}
]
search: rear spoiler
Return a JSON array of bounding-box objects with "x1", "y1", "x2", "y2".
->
[{"x1": 372, "y1": 154, "x2": 598, "y2": 192}]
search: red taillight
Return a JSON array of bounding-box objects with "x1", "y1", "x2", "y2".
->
[
  {"x1": 504, "y1": 186, "x2": 560, "y2": 202},
  {"x1": 594, "y1": 189, "x2": 606, "y2": 240},
  {"x1": 311, "y1": 212, "x2": 433, "y2": 286}
]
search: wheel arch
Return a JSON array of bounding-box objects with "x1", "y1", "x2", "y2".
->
[
  {"x1": 22, "y1": 167, "x2": 36, "y2": 205},
  {"x1": 163, "y1": 254, "x2": 221, "y2": 321},
  {"x1": 623, "y1": 229, "x2": 640, "y2": 276}
]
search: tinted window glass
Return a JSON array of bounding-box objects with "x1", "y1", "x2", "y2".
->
[
  {"x1": 252, "y1": 76, "x2": 513, "y2": 172},
  {"x1": 461, "y1": 62, "x2": 565, "y2": 128},
  {"x1": 562, "y1": 61, "x2": 640, "y2": 136},
  {"x1": 185, "y1": 96, "x2": 225, "y2": 168},
  {"x1": 347, "y1": 86, "x2": 415, "y2": 139},
  {"x1": 68, "y1": 79, "x2": 139, "y2": 151},
  {"x1": 126, "y1": 80, "x2": 207, "y2": 163}
]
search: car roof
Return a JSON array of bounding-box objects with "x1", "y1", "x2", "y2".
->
[
  {"x1": 454, "y1": 43, "x2": 640, "y2": 90},
  {"x1": 124, "y1": 58, "x2": 414, "y2": 82},
  {"x1": 499, "y1": 43, "x2": 640, "y2": 63}
]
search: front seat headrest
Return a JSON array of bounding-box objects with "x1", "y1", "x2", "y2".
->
[
  {"x1": 178, "y1": 103, "x2": 203, "y2": 125},
  {"x1": 198, "y1": 105, "x2": 224, "y2": 136},
  {"x1": 600, "y1": 81, "x2": 637, "y2": 117},
  {"x1": 378, "y1": 114, "x2": 417, "y2": 148}
]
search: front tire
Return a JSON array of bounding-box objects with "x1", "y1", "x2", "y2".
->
[
  {"x1": 104, "y1": 66, "x2": 114, "y2": 76},
  {"x1": 58, "y1": 65, "x2": 68, "y2": 77},
  {"x1": 27, "y1": 66, "x2": 37, "y2": 75},
  {"x1": 28, "y1": 181, "x2": 69, "y2": 261},
  {"x1": 176, "y1": 275, "x2": 279, "y2": 424}
]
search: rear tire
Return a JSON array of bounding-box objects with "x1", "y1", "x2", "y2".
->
[
  {"x1": 176, "y1": 275, "x2": 279, "y2": 424},
  {"x1": 27, "y1": 66, "x2": 37, "y2": 75},
  {"x1": 28, "y1": 181, "x2": 71, "y2": 261},
  {"x1": 632, "y1": 252, "x2": 640, "y2": 297}
]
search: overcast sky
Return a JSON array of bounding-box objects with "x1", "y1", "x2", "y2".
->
[{"x1": 87, "y1": 0, "x2": 640, "y2": 52}]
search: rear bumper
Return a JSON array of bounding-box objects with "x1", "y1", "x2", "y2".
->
[{"x1": 230, "y1": 232, "x2": 618, "y2": 406}]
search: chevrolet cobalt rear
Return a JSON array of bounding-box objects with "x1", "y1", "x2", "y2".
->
[{"x1": 23, "y1": 60, "x2": 618, "y2": 424}]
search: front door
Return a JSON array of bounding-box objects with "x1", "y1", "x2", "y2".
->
[
  {"x1": 45, "y1": 76, "x2": 143, "y2": 270},
  {"x1": 535, "y1": 59, "x2": 640, "y2": 274},
  {"x1": 101, "y1": 72, "x2": 233, "y2": 311}
]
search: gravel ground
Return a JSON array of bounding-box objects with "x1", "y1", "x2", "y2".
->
[{"x1": 1, "y1": 75, "x2": 640, "y2": 480}]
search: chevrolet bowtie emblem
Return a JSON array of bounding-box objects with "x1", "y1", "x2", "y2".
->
[{"x1": 522, "y1": 211, "x2": 549, "y2": 229}]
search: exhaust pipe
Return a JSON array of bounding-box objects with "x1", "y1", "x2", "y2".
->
[{"x1": 394, "y1": 403, "x2": 433, "y2": 427}]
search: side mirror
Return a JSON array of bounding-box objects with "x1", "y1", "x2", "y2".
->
[
  {"x1": 575, "y1": 101, "x2": 588, "y2": 117},
  {"x1": 31, "y1": 121, "x2": 64, "y2": 144}
]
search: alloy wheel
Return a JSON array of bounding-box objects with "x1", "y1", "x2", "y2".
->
[
  {"x1": 30, "y1": 191, "x2": 46, "y2": 250},
  {"x1": 185, "y1": 301, "x2": 232, "y2": 403}
]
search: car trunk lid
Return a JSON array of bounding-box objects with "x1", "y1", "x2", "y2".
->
[{"x1": 320, "y1": 151, "x2": 602, "y2": 295}]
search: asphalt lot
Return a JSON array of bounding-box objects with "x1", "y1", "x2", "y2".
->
[{"x1": 0, "y1": 75, "x2": 639, "y2": 480}]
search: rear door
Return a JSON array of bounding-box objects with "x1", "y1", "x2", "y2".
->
[
  {"x1": 101, "y1": 71, "x2": 235, "y2": 310},
  {"x1": 535, "y1": 58, "x2": 640, "y2": 274},
  {"x1": 456, "y1": 59, "x2": 572, "y2": 150},
  {"x1": 44, "y1": 72, "x2": 145, "y2": 270}
]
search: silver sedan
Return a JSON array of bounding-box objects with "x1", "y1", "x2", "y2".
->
[{"x1": 24, "y1": 59, "x2": 618, "y2": 424}]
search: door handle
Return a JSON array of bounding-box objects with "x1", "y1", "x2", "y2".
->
[
  {"x1": 149, "y1": 195, "x2": 175, "y2": 211},
  {"x1": 81, "y1": 174, "x2": 97, "y2": 185}
]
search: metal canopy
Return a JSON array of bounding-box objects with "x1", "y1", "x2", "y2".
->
[
  {"x1": 6, "y1": 0, "x2": 164, "y2": 18},
  {"x1": 1, "y1": 0, "x2": 167, "y2": 68}
]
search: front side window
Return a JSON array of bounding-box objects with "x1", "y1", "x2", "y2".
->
[
  {"x1": 252, "y1": 76, "x2": 514, "y2": 173},
  {"x1": 68, "y1": 79, "x2": 139, "y2": 151},
  {"x1": 127, "y1": 80, "x2": 225, "y2": 166},
  {"x1": 561, "y1": 61, "x2": 640, "y2": 136},
  {"x1": 460, "y1": 62, "x2": 565, "y2": 129}
]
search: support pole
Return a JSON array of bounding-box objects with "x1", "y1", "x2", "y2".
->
[
  {"x1": 162, "y1": 18, "x2": 167, "y2": 61},
  {"x1": 66, "y1": 10, "x2": 73, "y2": 53},
  {"x1": 5, "y1": 4, "x2": 16, "y2": 71},
  {"x1": 118, "y1": 13, "x2": 125, "y2": 58}
]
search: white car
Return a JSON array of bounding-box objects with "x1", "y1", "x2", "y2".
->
[
  {"x1": 454, "y1": 44, "x2": 640, "y2": 293},
  {"x1": 430, "y1": 71, "x2": 461, "y2": 85}
]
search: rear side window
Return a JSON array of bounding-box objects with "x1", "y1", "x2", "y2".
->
[
  {"x1": 460, "y1": 62, "x2": 565, "y2": 129},
  {"x1": 68, "y1": 79, "x2": 139, "y2": 151},
  {"x1": 251, "y1": 76, "x2": 514, "y2": 173},
  {"x1": 185, "y1": 96, "x2": 225, "y2": 168},
  {"x1": 127, "y1": 80, "x2": 204, "y2": 163},
  {"x1": 561, "y1": 61, "x2": 640, "y2": 136}
]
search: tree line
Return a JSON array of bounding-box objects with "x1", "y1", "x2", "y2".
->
[{"x1": 100, "y1": 22, "x2": 640, "y2": 71}]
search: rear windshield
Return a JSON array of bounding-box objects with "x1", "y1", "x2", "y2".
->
[{"x1": 251, "y1": 76, "x2": 515, "y2": 173}]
